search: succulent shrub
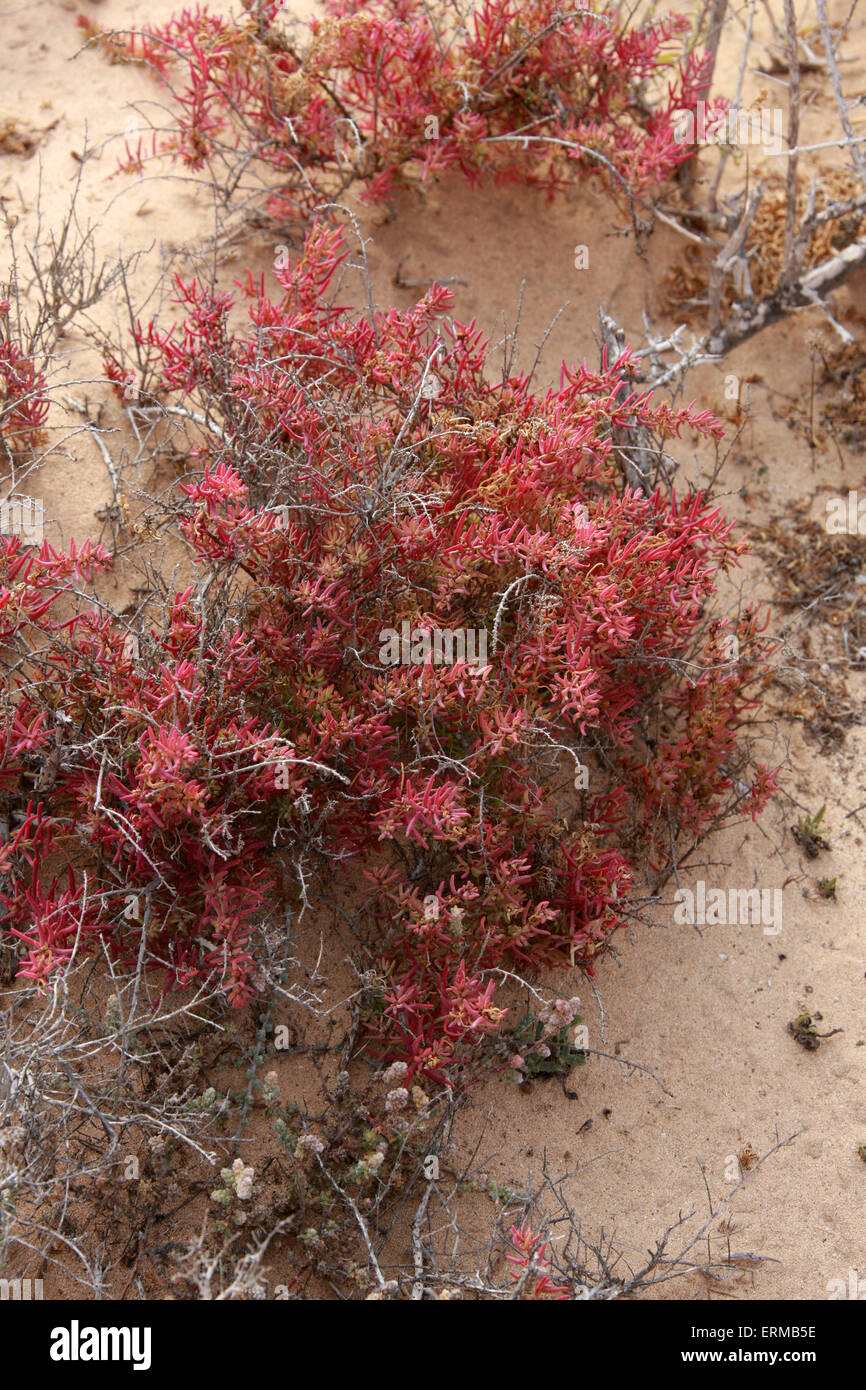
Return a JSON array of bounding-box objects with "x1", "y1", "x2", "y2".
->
[
  {"x1": 0, "y1": 223, "x2": 775, "y2": 1085},
  {"x1": 82, "y1": 0, "x2": 724, "y2": 230}
]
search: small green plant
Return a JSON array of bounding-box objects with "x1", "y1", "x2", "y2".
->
[
  {"x1": 792, "y1": 805, "x2": 830, "y2": 857},
  {"x1": 512, "y1": 1003, "x2": 588, "y2": 1079},
  {"x1": 210, "y1": 1158, "x2": 257, "y2": 1230}
]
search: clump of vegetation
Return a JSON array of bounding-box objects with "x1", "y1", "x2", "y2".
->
[
  {"x1": 0, "y1": 220, "x2": 777, "y2": 1087},
  {"x1": 510, "y1": 1000, "x2": 588, "y2": 1079},
  {"x1": 82, "y1": 0, "x2": 719, "y2": 233},
  {"x1": 792, "y1": 805, "x2": 830, "y2": 857}
]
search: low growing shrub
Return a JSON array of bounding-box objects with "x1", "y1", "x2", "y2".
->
[
  {"x1": 81, "y1": 0, "x2": 724, "y2": 230},
  {"x1": 0, "y1": 223, "x2": 775, "y2": 1086}
]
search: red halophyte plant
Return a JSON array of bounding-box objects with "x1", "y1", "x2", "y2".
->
[
  {"x1": 506, "y1": 1222, "x2": 570, "y2": 1298},
  {"x1": 82, "y1": 0, "x2": 724, "y2": 227},
  {"x1": 0, "y1": 304, "x2": 50, "y2": 452},
  {"x1": 0, "y1": 224, "x2": 776, "y2": 1083}
]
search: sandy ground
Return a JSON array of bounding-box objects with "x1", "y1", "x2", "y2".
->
[{"x1": 1, "y1": 0, "x2": 864, "y2": 1299}]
